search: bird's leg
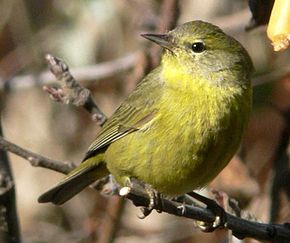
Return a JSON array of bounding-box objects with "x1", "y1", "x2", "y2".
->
[
  {"x1": 124, "y1": 178, "x2": 163, "y2": 218},
  {"x1": 187, "y1": 191, "x2": 227, "y2": 232}
]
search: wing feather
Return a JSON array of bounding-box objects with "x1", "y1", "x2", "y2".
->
[{"x1": 83, "y1": 67, "x2": 163, "y2": 161}]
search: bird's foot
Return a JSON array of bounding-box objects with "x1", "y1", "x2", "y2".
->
[
  {"x1": 124, "y1": 178, "x2": 163, "y2": 219},
  {"x1": 141, "y1": 184, "x2": 163, "y2": 217},
  {"x1": 187, "y1": 191, "x2": 227, "y2": 232}
]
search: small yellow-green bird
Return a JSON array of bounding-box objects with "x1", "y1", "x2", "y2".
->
[{"x1": 38, "y1": 21, "x2": 253, "y2": 205}]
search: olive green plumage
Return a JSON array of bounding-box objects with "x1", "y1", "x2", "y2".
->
[{"x1": 38, "y1": 21, "x2": 253, "y2": 205}]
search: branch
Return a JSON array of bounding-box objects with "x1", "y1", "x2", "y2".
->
[
  {"x1": 0, "y1": 136, "x2": 75, "y2": 174},
  {"x1": 146, "y1": 0, "x2": 180, "y2": 68},
  {"x1": 44, "y1": 54, "x2": 107, "y2": 125},
  {"x1": 0, "y1": 52, "x2": 138, "y2": 92},
  {"x1": 270, "y1": 107, "x2": 290, "y2": 222},
  {"x1": 97, "y1": 197, "x2": 126, "y2": 243},
  {"x1": 0, "y1": 114, "x2": 21, "y2": 242},
  {"x1": 120, "y1": 186, "x2": 290, "y2": 242}
]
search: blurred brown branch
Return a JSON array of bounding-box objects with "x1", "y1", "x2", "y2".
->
[
  {"x1": 253, "y1": 66, "x2": 290, "y2": 87},
  {"x1": 0, "y1": 51, "x2": 288, "y2": 93},
  {"x1": 270, "y1": 107, "x2": 290, "y2": 222},
  {"x1": 0, "y1": 52, "x2": 139, "y2": 91},
  {"x1": 142, "y1": 0, "x2": 180, "y2": 70},
  {"x1": 97, "y1": 197, "x2": 126, "y2": 243},
  {"x1": 0, "y1": 100, "x2": 20, "y2": 242},
  {"x1": 216, "y1": 8, "x2": 252, "y2": 32}
]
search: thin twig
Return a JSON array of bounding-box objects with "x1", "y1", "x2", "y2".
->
[
  {"x1": 44, "y1": 54, "x2": 107, "y2": 125},
  {"x1": 0, "y1": 136, "x2": 75, "y2": 174}
]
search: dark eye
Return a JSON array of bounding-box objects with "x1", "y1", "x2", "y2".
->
[{"x1": 191, "y1": 42, "x2": 205, "y2": 53}]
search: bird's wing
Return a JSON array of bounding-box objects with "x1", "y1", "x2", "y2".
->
[{"x1": 83, "y1": 67, "x2": 163, "y2": 161}]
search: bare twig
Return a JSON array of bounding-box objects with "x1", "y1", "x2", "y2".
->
[
  {"x1": 44, "y1": 54, "x2": 107, "y2": 125},
  {"x1": 0, "y1": 114, "x2": 21, "y2": 242},
  {"x1": 0, "y1": 136, "x2": 75, "y2": 174}
]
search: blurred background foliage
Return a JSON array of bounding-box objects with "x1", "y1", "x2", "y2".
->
[{"x1": 0, "y1": 0, "x2": 289, "y2": 242}]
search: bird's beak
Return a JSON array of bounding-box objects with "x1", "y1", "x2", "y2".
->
[{"x1": 141, "y1": 34, "x2": 173, "y2": 51}]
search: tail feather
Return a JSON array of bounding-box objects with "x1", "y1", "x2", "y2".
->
[{"x1": 38, "y1": 159, "x2": 109, "y2": 205}]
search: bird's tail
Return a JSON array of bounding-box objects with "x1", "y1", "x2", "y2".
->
[{"x1": 38, "y1": 156, "x2": 109, "y2": 205}]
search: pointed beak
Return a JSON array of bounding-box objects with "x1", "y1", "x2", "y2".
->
[{"x1": 141, "y1": 33, "x2": 173, "y2": 50}]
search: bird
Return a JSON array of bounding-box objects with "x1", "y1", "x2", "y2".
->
[{"x1": 38, "y1": 20, "x2": 253, "y2": 206}]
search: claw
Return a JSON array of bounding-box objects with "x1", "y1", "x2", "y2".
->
[
  {"x1": 187, "y1": 191, "x2": 227, "y2": 232},
  {"x1": 138, "y1": 207, "x2": 153, "y2": 219},
  {"x1": 195, "y1": 215, "x2": 225, "y2": 232},
  {"x1": 123, "y1": 178, "x2": 163, "y2": 217},
  {"x1": 145, "y1": 184, "x2": 163, "y2": 213}
]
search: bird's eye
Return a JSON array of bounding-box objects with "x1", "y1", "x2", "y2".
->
[{"x1": 191, "y1": 42, "x2": 205, "y2": 53}]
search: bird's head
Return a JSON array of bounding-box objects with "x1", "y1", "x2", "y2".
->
[{"x1": 142, "y1": 21, "x2": 253, "y2": 87}]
